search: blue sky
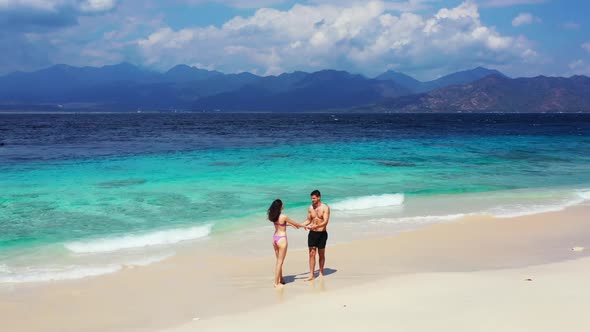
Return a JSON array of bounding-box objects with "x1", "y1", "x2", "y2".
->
[{"x1": 0, "y1": 0, "x2": 588, "y2": 80}]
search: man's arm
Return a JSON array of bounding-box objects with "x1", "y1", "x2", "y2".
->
[
  {"x1": 310, "y1": 206, "x2": 330, "y2": 229},
  {"x1": 302, "y1": 207, "x2": 314, "y2": 229}
]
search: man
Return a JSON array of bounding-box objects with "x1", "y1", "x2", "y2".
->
[{"x1": 302, "y1": 189, "x2": 330, "y2": 281}]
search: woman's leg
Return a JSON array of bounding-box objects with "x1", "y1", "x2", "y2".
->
[
  {"x1": 273, "y1": 242, "x2": 284, "y2": 284},
  {"x1": 274, "y1": 238, "x2": 288, "y2": 288},
  {"x1": 273, "y1": 241, "x2": 279, "y2": 283}
]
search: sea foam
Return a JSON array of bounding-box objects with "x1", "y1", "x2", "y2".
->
[
  {"x1": 0, "y1": 266, "x2": 122, "y2": 283},
  {"x1": 371, "y1": 213, "x2": 468, "y2": 224},
  {"x1": 331, "y1": 194, "x2": 405, "y2": 211},
  {"x1": 0, "y1": 254, "x2": 173, "y2": 283},
  {"x1": 65, "y1": 225, "x2": 211, "y2": 254},
  {"x1": 371, "y1": 188, "x2": 590, "y2": 224},
  {"x1": 576, "y1": 189, "x2": 590, "y2": 200},
  {"x1": 489, "y1": 189, "x2": 590, "y2": 218}
]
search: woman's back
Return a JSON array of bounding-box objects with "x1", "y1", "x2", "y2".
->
[{"x1": 273, "y1": 214, "x2": 288, "y2": 236}]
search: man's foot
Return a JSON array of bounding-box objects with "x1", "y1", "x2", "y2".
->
[
  {"x1": 304, "y1": 276, "x2": 315, "y2": 282},
  {"x1": 274, "y1": 283, "x2": 285, "y2": 289},
  {"x1": 318, "y1": 273, "x2": 324, "y2": 279}
]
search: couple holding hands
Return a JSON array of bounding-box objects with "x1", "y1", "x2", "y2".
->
[{"x1": 267, "y1": 190, "x2": 330, "y2": 289}]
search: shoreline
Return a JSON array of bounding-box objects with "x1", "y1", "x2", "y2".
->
[
  {"x1": 2, "y1": 185, "x2": 588, "y2": 285},
  {"x1": 1, "y1": 203, "x2": 589, "y2": 331}
]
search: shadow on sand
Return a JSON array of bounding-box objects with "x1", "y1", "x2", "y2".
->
[{"x1": 283, "y1": 268, "x2": 338, "y2": 284}]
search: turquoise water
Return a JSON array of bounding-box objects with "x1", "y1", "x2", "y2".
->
[
  {"x1": 2, "y1": 136, "x2": 590, "y2": 249},
  {"x1": 1, "y1": 113, "x2": 589, "y2": 282}
]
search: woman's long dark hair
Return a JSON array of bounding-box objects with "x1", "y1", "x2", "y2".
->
[{"x1": 267, "y1": 199, "x2": 282, "y2": 223}]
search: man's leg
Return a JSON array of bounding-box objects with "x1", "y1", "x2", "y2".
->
[
  {"x1": 318, "y1": 231, "x2": 327, "y2": 277},
  {"x1": 306, "y1": 247, "x2": 316, "y2": 281},
  {"x1": 318, "y1": 248, "x2": 325, "y2": 277}
]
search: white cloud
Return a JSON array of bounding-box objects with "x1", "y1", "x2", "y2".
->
[
  {"x1": 138, "y1": 27, "x2": 196, "y2": 49},
  {"x1": 79, "y1": 0, "x2": 117, "y2": 13},
  {"x1": 310, "y1": 0, "x2": 439, "y2": 12},
  {"x1": 582, "y1": 42, "x2": 590, "y2": 53},
  {"x1": 511, "y1": 12, "x2": 540, "y2": 27},
  {"x1": 135, "y1": 1, "x2": 537, "y2": 77},
  {"x1": 191, "y1": 62, "x2": 217, "y2": 70},
  {"x1": 31, "y1": 0, "x2": 161, "y2": 67},
  {"x1": 181, "y1": 0, "x2": 440, "y2": 11},
  {"x1": 435, "y1": 1, "x2": 479, "y2": 20},
  {"x1": 383, "y1": 0, "x2": 440, "y2": 12}
]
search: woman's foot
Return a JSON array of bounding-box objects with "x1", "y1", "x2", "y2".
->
[{"x1": 274, "y1": 283, "x2": 285, "y2": 289}]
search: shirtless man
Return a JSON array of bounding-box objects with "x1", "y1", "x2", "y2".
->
[{"x1": 302, "y1": 190, "x2": 330, "y2": 281}]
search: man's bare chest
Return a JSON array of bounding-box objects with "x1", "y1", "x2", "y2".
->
[{"x1": 312, "y1": 207, "x2": 325, "y2": 220}]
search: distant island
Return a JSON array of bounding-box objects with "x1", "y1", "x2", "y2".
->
[{"x1": 0, "y1": 63, "x2": 588, "y2": 113}]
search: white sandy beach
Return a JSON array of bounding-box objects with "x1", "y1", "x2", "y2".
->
[
  {"x1": 1, "y1": 204, "x2": 589, "y2": 332},
  {"x1": 166, "y1": 257, "x2": 590, "y2": 332}
]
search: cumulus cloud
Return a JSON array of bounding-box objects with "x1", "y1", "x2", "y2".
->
[
  {"x1": 0, "y1": 0, "x2": 547, "y2": 78},
  {"x1": 135, "y1": 1, "x2": 537, "y2": 77},
  {"x1": 180, "y1": 0, "x2": 439, "y2": 11},
  {"x1": 309, "y1": 0, "x2": 439, "y2": 12},
  {"x1": 79, "y1": 0, "x2": 117, "y2": 13},
  {"x1": 0, "y1": 0, "x2": 159, "y2": 74},
  {"x1": 511, "y1": 12, "x2": 540, "y2": 27}
]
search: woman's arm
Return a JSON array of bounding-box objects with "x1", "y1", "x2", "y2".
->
[{"x1": 285, "y1": 215, "x2": 303, "y2": 229}]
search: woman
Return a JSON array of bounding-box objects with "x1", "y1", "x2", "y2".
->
[{"x1": 267, "y1": 199, "x2": 303, "y2": 288}]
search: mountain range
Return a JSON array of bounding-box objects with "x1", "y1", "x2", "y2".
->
[
  {"x1": 375, "y1": 66, "x2": 506, "y2": 93},
  {"x1": 0, "y1": 63, "x2": 588, "y2": 112},
  {"x1": 374, "y1": 74, "x2": 590, "y2": 113}
]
